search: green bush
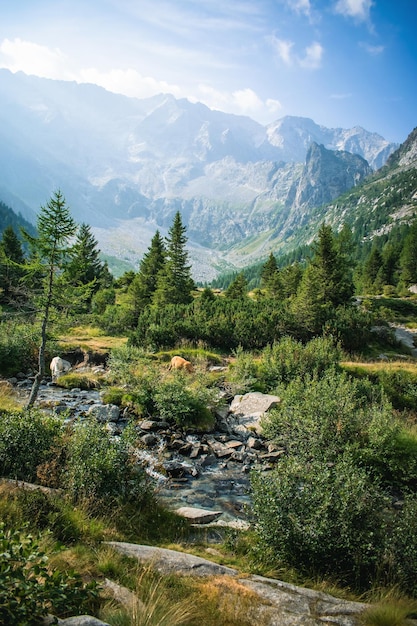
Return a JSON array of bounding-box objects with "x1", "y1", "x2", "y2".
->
[
  {"x1": 377, "y1": 369, "x2": 417, "y2": 411},
  {"x1": 258, "y1": 335, "x2": 341, "y2": 391},
  {"x1": 0, "y1": 320, "x2": 40, "y2": 376},
  {"x1": 101, "y1": 386, "x2": 154, "y2": 417},
  {"x1": 389, "y1": 495, "x2": 417, "y2": 596},
  {"x1": 153, "y1": 374, "x2": 216, "y2": 429},
  {"x1": 65, "y1": 418, "x2": 150, "y2": 510},
  {"x1": 0, "y1": 523, "x2": 99, "y2": 624},
  {"x1": 0, "y1": 410, "x2": 63, "y2": 482},
  {"x1": 251, "y1": 456, "x2": 388, "y2": 589},
  {"x1": 261, "y1": 369, "x2": 383, "y2": 462},
  {"x1": 323, "y1": 305, "x2": 374, "y2": 352}
]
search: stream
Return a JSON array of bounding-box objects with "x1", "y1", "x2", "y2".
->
[{"x1": 14, "y1": 379, "x2": 253, "y2": 523}]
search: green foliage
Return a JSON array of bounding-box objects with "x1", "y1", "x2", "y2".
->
[
  {"x1": 0, "y1": 320, "x2": 40, "y2": 376},
  {"x1": 153, "y1": 211, "x2": 195, "y2": 306},
  {"x1": 262, "y1": 368, "x2": 382, "y2": 461},
  {"x1": 23, "y1": 191, "x2": 77, "y2": 408},
  {"x1": 0, "y1": 523, "x2": 99, "y2": 624},
  {"x1": 225, "y1": 272, "x2": 248, "y2": 299},
  {"x1": 153, "y1": 374, "x2": 216, "y2": 429},
  {"x1": 91, "y1": 286, "x2": 116, "y2": 314},
  {"x1": 98, "y1": 302, "x2": 135, "y2": 334},
  {"x1": 101, "y1": 386, "x2": 153, "y2": 417},
  {"x1": 4, "y1": 489, "x2": 87, "y2": 544},
  {"x1": 323, "y1": 305, "x2": 374, "y2": 352},
  {"x1": 64, "y1": 418, "x2": 150, "y2": 510},
  {"x1": 251, "y1": 456, "x2": 387, "y2": 588},
  {"x1": 226, "y1": 346, "x2": 259, "y2": 394},
  {"x1": 0, "y1": 410, "x2": 63, "y2": 482},
  {"x1": 128, "y1": 229, "x2": 166, "y2": 319},
  {"x1": 56, "y1": 371, "x2": 102, "y2": 390},
  {"x1": 258, "y1": 335, "x2": 341, "y2": 390},
  {"x1": 388, "y1": 495, "x2": 417, "y2": 596}
]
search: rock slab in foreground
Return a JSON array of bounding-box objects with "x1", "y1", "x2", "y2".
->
[
  {"x1": 105, "y1": 542, "x2": 238, "y2": 577},
  {"x1": 240, "y1": 575, "x2": 365, "y2": 626}
]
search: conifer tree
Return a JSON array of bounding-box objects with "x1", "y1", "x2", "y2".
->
[
  {"x1": 400, "y1": 220, "x2": 417, "y2": 285},
  {"x1": 362, "y1": 247, "x2": 383, "y2": 293},
  {"x1": 153, "y1": 212, "x2": 194, "y2": 305},
  {"x1": 0, "y1": 225, "x2": 25, "y2": 303},
  {"x1": 261, "y1": 252, "x2": 283, "y2": 298},
  {"x1": 225, "y1": 272, "x2": 248, "y2": 299},
  {"x1": 128, "y1": 230, "x2": 166, "y2": 319},
  {"x1": 64, "y1": 223, "x2": 103, "y2": 286},
  {"x1": 311, "y1": 223, "x2": 353, "y2": 307},
  {"x1": 25, "y1": 191, "x2": 77, "y2": 408}
]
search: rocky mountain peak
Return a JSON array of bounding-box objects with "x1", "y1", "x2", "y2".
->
[{"x1": 284, "y1": 142, "x2": 373, "y2": 220}]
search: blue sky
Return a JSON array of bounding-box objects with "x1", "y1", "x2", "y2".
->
[{"x1": 0, "y1": 0, "x2": 415, "y2": 143}]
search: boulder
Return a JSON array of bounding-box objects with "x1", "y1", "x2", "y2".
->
[
  {"x1": 175, "y1": 506, "x2": 223, "y2": 524},
  {"x1": 87, "y1": 404, "x2": 120, "y2": 422},
  {"x1": 229, "y1": 392, "x2": 280, "y2": 434}
]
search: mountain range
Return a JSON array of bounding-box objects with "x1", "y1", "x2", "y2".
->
[{"x1": 0, "y1": 68, "x2": 410, "y2": 279}]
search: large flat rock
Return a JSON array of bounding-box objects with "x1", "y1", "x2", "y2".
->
[{"x1": 105, "y1": 542, "x2": 238, "y2": 577}]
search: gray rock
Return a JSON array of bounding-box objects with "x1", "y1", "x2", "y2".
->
[
  {"x1": 247, "y1": 435, "x2": 263, "y2": 450},
  {"x1": 175, "y1": 506, "x2": 223, "y2": 524},
  {"x1": 87, "y1": 404, "x2": 120, "y2": 422},
  {"x1": 56, "y1": 618, "x2": 110, "y2": 625},
  {"x1": 139, "y1": 419, "x2": 169, "y2": 431},
  {"x1": 141, "y1": 433, "x2": 158, "y2": 446},
  {"x1": 240, "y1": 575, "x2": 365, "y2": 626},
  {"x1": 229, "y1": 392, "x2": 280, "y2": 434},
  {"x1": 105, "y1": 542, "x2": 238, "y2": 577}
]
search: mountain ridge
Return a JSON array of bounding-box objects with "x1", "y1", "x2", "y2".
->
[{"x1": 0, "y1": 69, "x2": 407, "y2": 279}]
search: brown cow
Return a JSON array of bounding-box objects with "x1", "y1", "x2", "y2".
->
[{"x1": 168, "y1": 356, "x2": 194, "y2": 373}]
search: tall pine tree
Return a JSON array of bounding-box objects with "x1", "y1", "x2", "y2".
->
[
  {"x1": 128, "y1": 230, "x2": 166, "y2": 320},
  {"x1": 311, "y1": 223, "x2": 353, "y2": 307},
  {"x1": 25, "y1": 191, "x2": 77, "y2": 407},
  {"x1": 261, "y1": 252, "x2": 283, "y2": 299},
  {"x1": 153, "y1": 212, "x2": 194, "y2": 306},
  {"x1": 400, "y1": 219, "x2": 417, "y2": 286},
  {"x1": 0, "y1": 225, "x2": 25, "y2": 304},
  {"x1": 64, "y1": 223, "x2": 103, "y2": 286}
]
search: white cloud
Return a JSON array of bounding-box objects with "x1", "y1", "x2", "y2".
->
[
  {"x1": 271, "y1": 37, "x2": 295, "y2": 65},
  {"x1": 270, "y1": 36, "x2": 323, "y2": 70},
  {"x1": 334, "y1": 0, "x2": 374, "y2": 22},
  {"x1": 79, "y1": 67, "x2": 182, "y2": 99},
  {"x1": 196, "y1": 83, "x2": 281, "y2": 120},
  {"x1": 0, "y1": 37, "x2": 280, "y2": 123},
  {"x1": 360, "y1": 42, "x2": 384, "y2": 55},
  {"x1": 0, "y1": 38, "x2": 70, "y2": 79},
  {"x1": 286, "y1": 0, "x2": 312, "y2": 17},
  {"x1": 299, "y1": 41, "x2": 323, "y2": 68}
]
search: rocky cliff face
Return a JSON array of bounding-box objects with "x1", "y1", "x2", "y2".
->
[{"x1": 283, "y1": 142, "x2": 372, "y2": 231}]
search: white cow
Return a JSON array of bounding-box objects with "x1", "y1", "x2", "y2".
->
[{"x1": 50, "y1": 356, "x2": 72, "y2": 381}]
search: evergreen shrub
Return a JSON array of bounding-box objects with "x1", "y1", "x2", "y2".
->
[
  {"x1": 0, "y1": 410, "x2": 63, "y2": 482},
  {"x1": 65, "y1": 418, "x2": 150, "y2": 510},
  {"x1": 251, "y1": 456, "x2": 387, "y2": 588},
  {"x1": 0, "y1": 321, "x2": 40, "y2": 376}
]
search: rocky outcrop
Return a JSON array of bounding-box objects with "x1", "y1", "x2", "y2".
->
[
  {"x1": 285, "y1": 142, "x2": 372, "y2": 217},
  {"x1": 105, "y1": 542, "x2": 367, "y2": 626},
  {"x1": 105, "y1": 542, "x2": 239, "y2": 577}
]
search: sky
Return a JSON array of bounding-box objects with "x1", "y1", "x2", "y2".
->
[{"x1": 0, "y1": 0, "x2": 415, "y2": 143}]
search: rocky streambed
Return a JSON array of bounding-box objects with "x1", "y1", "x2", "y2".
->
[{"x1": 9, "y1": 370, "x2": 282, "y2": 524}]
